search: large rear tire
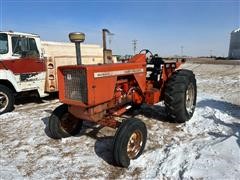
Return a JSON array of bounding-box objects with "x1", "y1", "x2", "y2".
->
[
  {"x1": 164, "y1": 69, "x2": 197, "y2": 123},
  {"x1": 113, "y1": 118, "x2": 147, "y2": 167},
  {"x1": 48, "y1": 104, "x2": 83, "y2": 139},
  {"x1": 0, "y1": 85, "x2": 14, "y2": 115}
]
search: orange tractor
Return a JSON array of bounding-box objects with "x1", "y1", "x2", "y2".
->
[{"x1": 48, "y1": 32, "x2": 197, "y2": 167}]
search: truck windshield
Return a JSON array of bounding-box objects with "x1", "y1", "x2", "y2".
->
[{"x1": 0, "y1": 33, "x2": 8, "y2": 54}]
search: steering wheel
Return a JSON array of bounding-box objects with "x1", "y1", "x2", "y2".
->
[
  {"x1": 139, "y1": 49, "x2": 153, "y2": 62},
  {"x1": 139, "y1": 49, "x2": 153, "y2": 56}
]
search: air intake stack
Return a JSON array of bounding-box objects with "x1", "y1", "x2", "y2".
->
[{"x1": 69, "y1": 32, "x2": 85, "y2": 65}]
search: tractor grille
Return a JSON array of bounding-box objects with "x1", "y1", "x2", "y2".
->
[{"x1": 63, "y1": 69, "x2": 88, "y2": 103}]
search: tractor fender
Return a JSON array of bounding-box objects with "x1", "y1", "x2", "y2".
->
[{"x1": 0, "y1": 69, "x2": 21, "y2": 92}]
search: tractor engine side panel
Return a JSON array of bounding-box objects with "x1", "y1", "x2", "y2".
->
[
  {"x1": 89, "y1": 75, "x2": 117, "y2": 106},
  {"x1": 87, "y1": 62, "x2": 146, "y2": 106}
]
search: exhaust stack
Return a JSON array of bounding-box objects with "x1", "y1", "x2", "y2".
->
[{"x1": 69, "y1": 32, "x2": 85, "y2": 65}]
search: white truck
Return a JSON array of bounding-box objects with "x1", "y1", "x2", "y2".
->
[{"x1": 0, "y1": 31, "x2": 105, "y2": 114}]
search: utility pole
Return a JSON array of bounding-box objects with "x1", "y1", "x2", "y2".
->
[
  {"x1": 132, "y1": 40, "x2": 137, "y2": 55},
  {"x1": 181, "y1": 46, "x2": 184, "y2": 57},
  {"x1": 210, "y1": 49, "x2": 213, "y2": 57}
]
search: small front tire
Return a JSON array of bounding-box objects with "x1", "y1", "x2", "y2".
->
[
  {"x1": 113, "y1": 118, "x2": 147, "y2": 167},
  {"x1": 48, "y1": 104, "x2": 83, "y2": 139}
]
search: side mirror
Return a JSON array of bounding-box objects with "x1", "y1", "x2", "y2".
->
[{"x1": 41, "y1": 48, "x2": 45, "y2": 58}]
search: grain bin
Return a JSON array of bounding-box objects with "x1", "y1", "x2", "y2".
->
[{"x1": 228, "y1": 28, "x2": 240, "y2": 59}]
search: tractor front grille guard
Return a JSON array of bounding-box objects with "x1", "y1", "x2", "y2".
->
[{"x1": 63, "y1": 69, "x2": 88, "y2": 103}]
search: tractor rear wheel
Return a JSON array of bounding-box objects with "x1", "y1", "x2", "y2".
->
[
  {"x1": 113, "y1": 118, "x2": 147, "y2": 167},
  {"x1": 164, "y1": 69, "x2": 197, "y2": 123},
  {"x1": 48, "y1": 104, "x2": 83, "y2": 139}
]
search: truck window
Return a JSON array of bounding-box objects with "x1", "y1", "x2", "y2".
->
[
  {"x1": 0, "y1": 33, "x2": 8, "y2": 54},
  {"x1": 12, "y1": 36, "x2": 40, "y2": 58},
  {"x1": 12, "y1": 36, "x2": 22, "y2": 55},
  {"x1": 28, "y1": 38, "x2": 40, "y2": 57}
]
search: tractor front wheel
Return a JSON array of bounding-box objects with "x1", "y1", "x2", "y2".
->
[
  {"x1": 48, "y1": 104, "x2": 83, "y2": 139},
  {"x1": 164, "y1": 69, "x2": 197, "y2": 123},
  {"x1": 113, "y1": 118, "x2": 147, "y2": 167}
]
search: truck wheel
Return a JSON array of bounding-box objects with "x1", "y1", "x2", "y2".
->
[
  {"x1": 164, "y1": 69, "x2": 197, "y2": 123},
  {"x1": 48, "y1": 104, "x2": 83, "y2": 139},
  {"x1": 0, "y1": 85, "x2": 14, "y2": 115},
  {"x1": 113, "y1": 118, "x2": 147, "y2": 167}
]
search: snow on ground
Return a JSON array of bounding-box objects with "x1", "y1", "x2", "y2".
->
[{"x1": 0, "y1": 63, "x2": 239, "y2": 179}]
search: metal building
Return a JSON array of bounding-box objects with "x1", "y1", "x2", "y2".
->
[{"x1": 228, "y1": 28, "x2": 240, "y2": 59}]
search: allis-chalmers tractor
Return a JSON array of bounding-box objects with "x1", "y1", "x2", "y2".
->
[{"x1": 48, "y1": 32, "x2": 197, "y2": 167}]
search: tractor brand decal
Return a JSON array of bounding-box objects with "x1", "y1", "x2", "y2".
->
[
  {"x1": 67, "y1": 74, "x2": 72, "y2": 80},
  {"x1": 94, "y1": 68, "x2": 144, "y2": 78}
]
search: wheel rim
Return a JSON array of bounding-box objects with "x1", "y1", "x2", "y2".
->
[
  {"x1": 0, "y1": 92, "x2": 9, "y2": 113},
  {"x1": 127, "y1": 130, "x2": 143, "y2": 159},
  {"x1": 59, "y1": 113, "x2": 79, "y2": 134},
  {"x1": 185, "y1": 83, "x2": 195, "y2": 115}
]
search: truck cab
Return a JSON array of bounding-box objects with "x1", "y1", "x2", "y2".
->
[
  {"x1": 0, "y1": 31, "x2": 47, "y2": 114},
  {"x1": 0, "y1": 31, "x2": 44, "y2": 59}
]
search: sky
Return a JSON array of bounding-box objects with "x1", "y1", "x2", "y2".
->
[{"x1": 0, "y1": 0, "x2": 239, "y2": 57}]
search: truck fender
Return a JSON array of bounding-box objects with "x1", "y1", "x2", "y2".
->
[{"x1": 0, "y1": 69, "x2": 20, "y2": 92}]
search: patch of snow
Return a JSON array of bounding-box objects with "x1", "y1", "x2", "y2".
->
[{"x1": 0, "y1": 63, "x2": 240, "y2": 179}]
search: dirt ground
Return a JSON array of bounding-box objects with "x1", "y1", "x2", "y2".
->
[{"x1": 0, "y1": 62, "x2": 239, "y2": 179}]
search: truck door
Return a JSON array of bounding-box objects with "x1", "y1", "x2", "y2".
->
[
  {"x1": 1, "y1": 35, "x2": 46, "y2": 91},
  {"x1": 10, "y1": 35, "x2": 45, "y2": 74}
]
